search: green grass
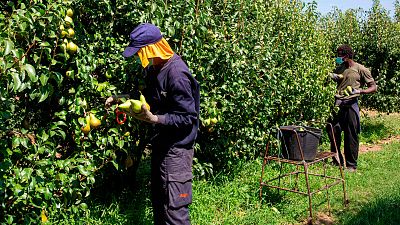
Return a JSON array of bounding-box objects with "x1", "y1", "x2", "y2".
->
[{"x1": 65, "y1": 112, "x2": 400, "y2": 224}]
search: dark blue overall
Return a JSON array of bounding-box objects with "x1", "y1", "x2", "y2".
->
[{"x1": 144, "y1": 54, "x2": 200, "y2": 225}]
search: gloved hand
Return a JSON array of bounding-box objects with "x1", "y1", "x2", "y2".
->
[
  {"x1": 129, "y1": 104, "x2": 159, "y2": 124},
  {"x1": 329, "y1": 73, "x2": 343, "y2": 81},
  {"x1": 105, "y1": 96, "x2": 115, "y2": 108},
  {"x1": 351, "y1": 88, "x2": 361, "y2": 95}
]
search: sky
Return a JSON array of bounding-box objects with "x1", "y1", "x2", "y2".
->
[{"x1": 302, "y1": 0, "x2": 396, "y2": 16}]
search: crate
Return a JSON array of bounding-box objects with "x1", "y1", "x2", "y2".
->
[{"x1": 279, "y1": 126, "x2": 322, "y2": 161}]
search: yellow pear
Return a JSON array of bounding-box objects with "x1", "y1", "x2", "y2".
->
[
  {"x1": 64, "y1": 15, "x2": 73, "y2": 27},
  {"x1": 67, "y1": 41, "x2": 78, "y2": 54},
  {"x1": 204, "y1": 118, "x2": 211, "y2": 126},
  {"x1": 41, "y1": 209, "x2": 48, "y2": 223},
  {"x1": 66, "y1": 8, "x2": 73, "y2": 17},
  {"x1": 81, "y1": 115, "x2": 91, "y2": 135},
  {"x1": 61, "y1": 30, "x2": 68, "y2": 38},
  {"x1": 346, "y1": 86, "x2": 353, "y2": 93},
  {"x1": 89, "y1": 113, "x2": 101, "y2": 129},
  {"x1": 67, "y1": 28, "x2": 75, "y2": 38},
  {"x1": 140, "y1": 93, "x2": 150, "y2": 110},
  {"x1": 65, "y1": 70, "x2": 74, "y2": 77}
]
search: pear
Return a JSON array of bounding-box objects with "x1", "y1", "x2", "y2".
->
[
  {"x1": 118, "y1": 101, "x2": 132, "y2": 110},
  {"x1": 64, "y1": 15, "x2": 73, "y2": 27},
  {"x1": 118, "y1": 100, "x2": 143, "y2": 113},
  {"x1": 204, "y1": 118, "x2": 211, "y2": 126},
  {"x1": 67, "y1": 28, "x2": 75, "y2": 38},
  {"x1": 66, "y1": 8, "x2": 73, "y2": 17},
  {"x1": 210, "y1": 118, "x2": 218, "y2": 124},
  {"x1": 61, "y1": 30, "x2": 68, "y2": 38},
  {"x1": 346, "y1": 86, "x2": 353, "y2": 93},
  {"x1": 140, "y1": 93, "x2": 150, "y2": 110},
  {"x1": 67, "y1": 41, "x2": 78, "y2": 54},
  {"x1": 65, "y1": 70, "x2": 74, "y2": 78},
  {"x1": 41, "y1": 209, "x2": 48, "y2": 223},
  {"x1": 81, "y1": 115, "x2": 91, "y2": 135},
  {"x1": 130, "y1": 100, "x2": 143, "y2": 113},
  {"x1": 89, "y1": 113, "x2": 101, "y2": 129}
]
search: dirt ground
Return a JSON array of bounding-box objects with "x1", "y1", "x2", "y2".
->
[
  {"x1": 359, "y1": 109, "x2": 400, "y2": 153},
  {"x1": 304, "y1": 110, "x2": 400, "y2": 225}
]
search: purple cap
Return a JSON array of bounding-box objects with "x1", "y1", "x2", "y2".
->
[{"x1": 122, "y1": 23, "x2": 163, "y2": 58}]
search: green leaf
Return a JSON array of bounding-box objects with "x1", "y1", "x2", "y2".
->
[
  {"x1": 11, "y1": 73, "x2": 21, "y2": 92},
  {"x1": 39, "y1": 74, "x2": 49, "y2": 86},
  {"x1": 78, "y1": 165, "x2": 90, "y2": 177},
  {"x1": 4, "y1": 40, "x2": 14, "y2": 56},
  {"x1": 23, "y1": 64, "x2": 37, "y2": 82},
  {"x1": 38, "y1": 86, "x2": 50, "y2": 103},
  {"x1": 111, "y1": 160, "x2": 119, "y2": 170},
  {"x1": 40, "y1": 42, "x2": 50, "y2": 47}
]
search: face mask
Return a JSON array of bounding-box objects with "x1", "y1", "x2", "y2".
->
[{"x1": 335, "y1": 57, "x2": 344, "y2": 65}]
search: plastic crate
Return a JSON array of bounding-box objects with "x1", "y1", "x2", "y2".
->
[{"x1": 279, "y1": 125, "x2": 322, "y2": 161}]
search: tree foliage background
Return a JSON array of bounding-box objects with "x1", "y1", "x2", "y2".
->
[{"x1": 0, "y1": 0, "x2": 399, "y2": 223}]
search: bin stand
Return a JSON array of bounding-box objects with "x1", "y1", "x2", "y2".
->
[{"x1": 259, "y1": 123, "x2": 348, "y2": 224}]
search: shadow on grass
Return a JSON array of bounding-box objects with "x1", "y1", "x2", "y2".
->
[
  {"x1": 360, "y1": 118, "x2": 390, "y2": 143},
  {"x1": 342, "y1": 192, "x2": 400, "y2": 225},
  {"x1": 87, "y1": 159, "x2": 153, "y2": 225}
]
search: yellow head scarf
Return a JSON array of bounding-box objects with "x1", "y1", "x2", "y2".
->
[{"x1": 137, "y1": 38, "x2": 174, "y2": 68}]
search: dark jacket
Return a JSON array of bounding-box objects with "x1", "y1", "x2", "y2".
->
[{"x1": 144, "y1": 54, "x2": 200, "y2": 150}]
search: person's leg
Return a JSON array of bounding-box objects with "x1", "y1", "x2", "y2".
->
[
  {"x1": 151, "y1": 148, "x2": 168, "y2": 225},
  {"x1": 164, "y1": 148, "x2": 194, "y2": 225},
  {"x1": 342, "y1": 106, "x2": 360, "y2": 169},
  {"x1": 327, "y1": 110, "x2": 344, "y2": 165}
]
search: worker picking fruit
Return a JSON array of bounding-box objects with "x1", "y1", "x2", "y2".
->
[
  {"x1": 327, "y1": 44, "x2": 377, "y2": 172},
  {"x1": 105, "y1": 23, "x2": 200, "y2": 225}
]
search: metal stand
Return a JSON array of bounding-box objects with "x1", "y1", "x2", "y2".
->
[{"x1": 259, "y1": 123, "x2": 348, "y2": 224}]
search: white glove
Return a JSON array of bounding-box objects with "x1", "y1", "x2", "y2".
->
[
  {"x1": 105, "y1": 96, "x2": 115, "y2": 108},
  {"x1": 329, "y1": 73, "x2": 343, "y2": 81},
  {"x1": 351, "y1": 89, "x2": 361, "y2": 95}
]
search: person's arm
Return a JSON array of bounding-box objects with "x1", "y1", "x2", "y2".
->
[
  {"x1": 360, "y1": 81, "x2": 377, "y2": 94},
  {"x1": 156, "y1": 75, "x2": 197, "y2": 127},
  {"x1": 130, "y1": 71, "x2": 197, "y2": 126}
]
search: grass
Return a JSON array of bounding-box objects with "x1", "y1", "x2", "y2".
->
[{"x1": 65, "y1": 111, "x2": 400, "y2": 224}]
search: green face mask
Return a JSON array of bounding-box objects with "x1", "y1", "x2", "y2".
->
[{"x1": 335, "y1": 57, "x2": 344, "y2": 65}]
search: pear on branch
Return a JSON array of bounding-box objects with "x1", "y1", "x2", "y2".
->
[
  {"x1": 89, "y1": 113, "x2": 101, "y2": 129},
  {"x1": 81, "y1": 115, "x2": 91, "y2": 135}
]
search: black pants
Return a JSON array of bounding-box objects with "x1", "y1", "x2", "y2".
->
[
  {"x1": 327, "y1": 104, "x2": 360, "y2": 169},
  {"x1": 151, "y1": 146, "x2": 194, "y2": 225}
]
